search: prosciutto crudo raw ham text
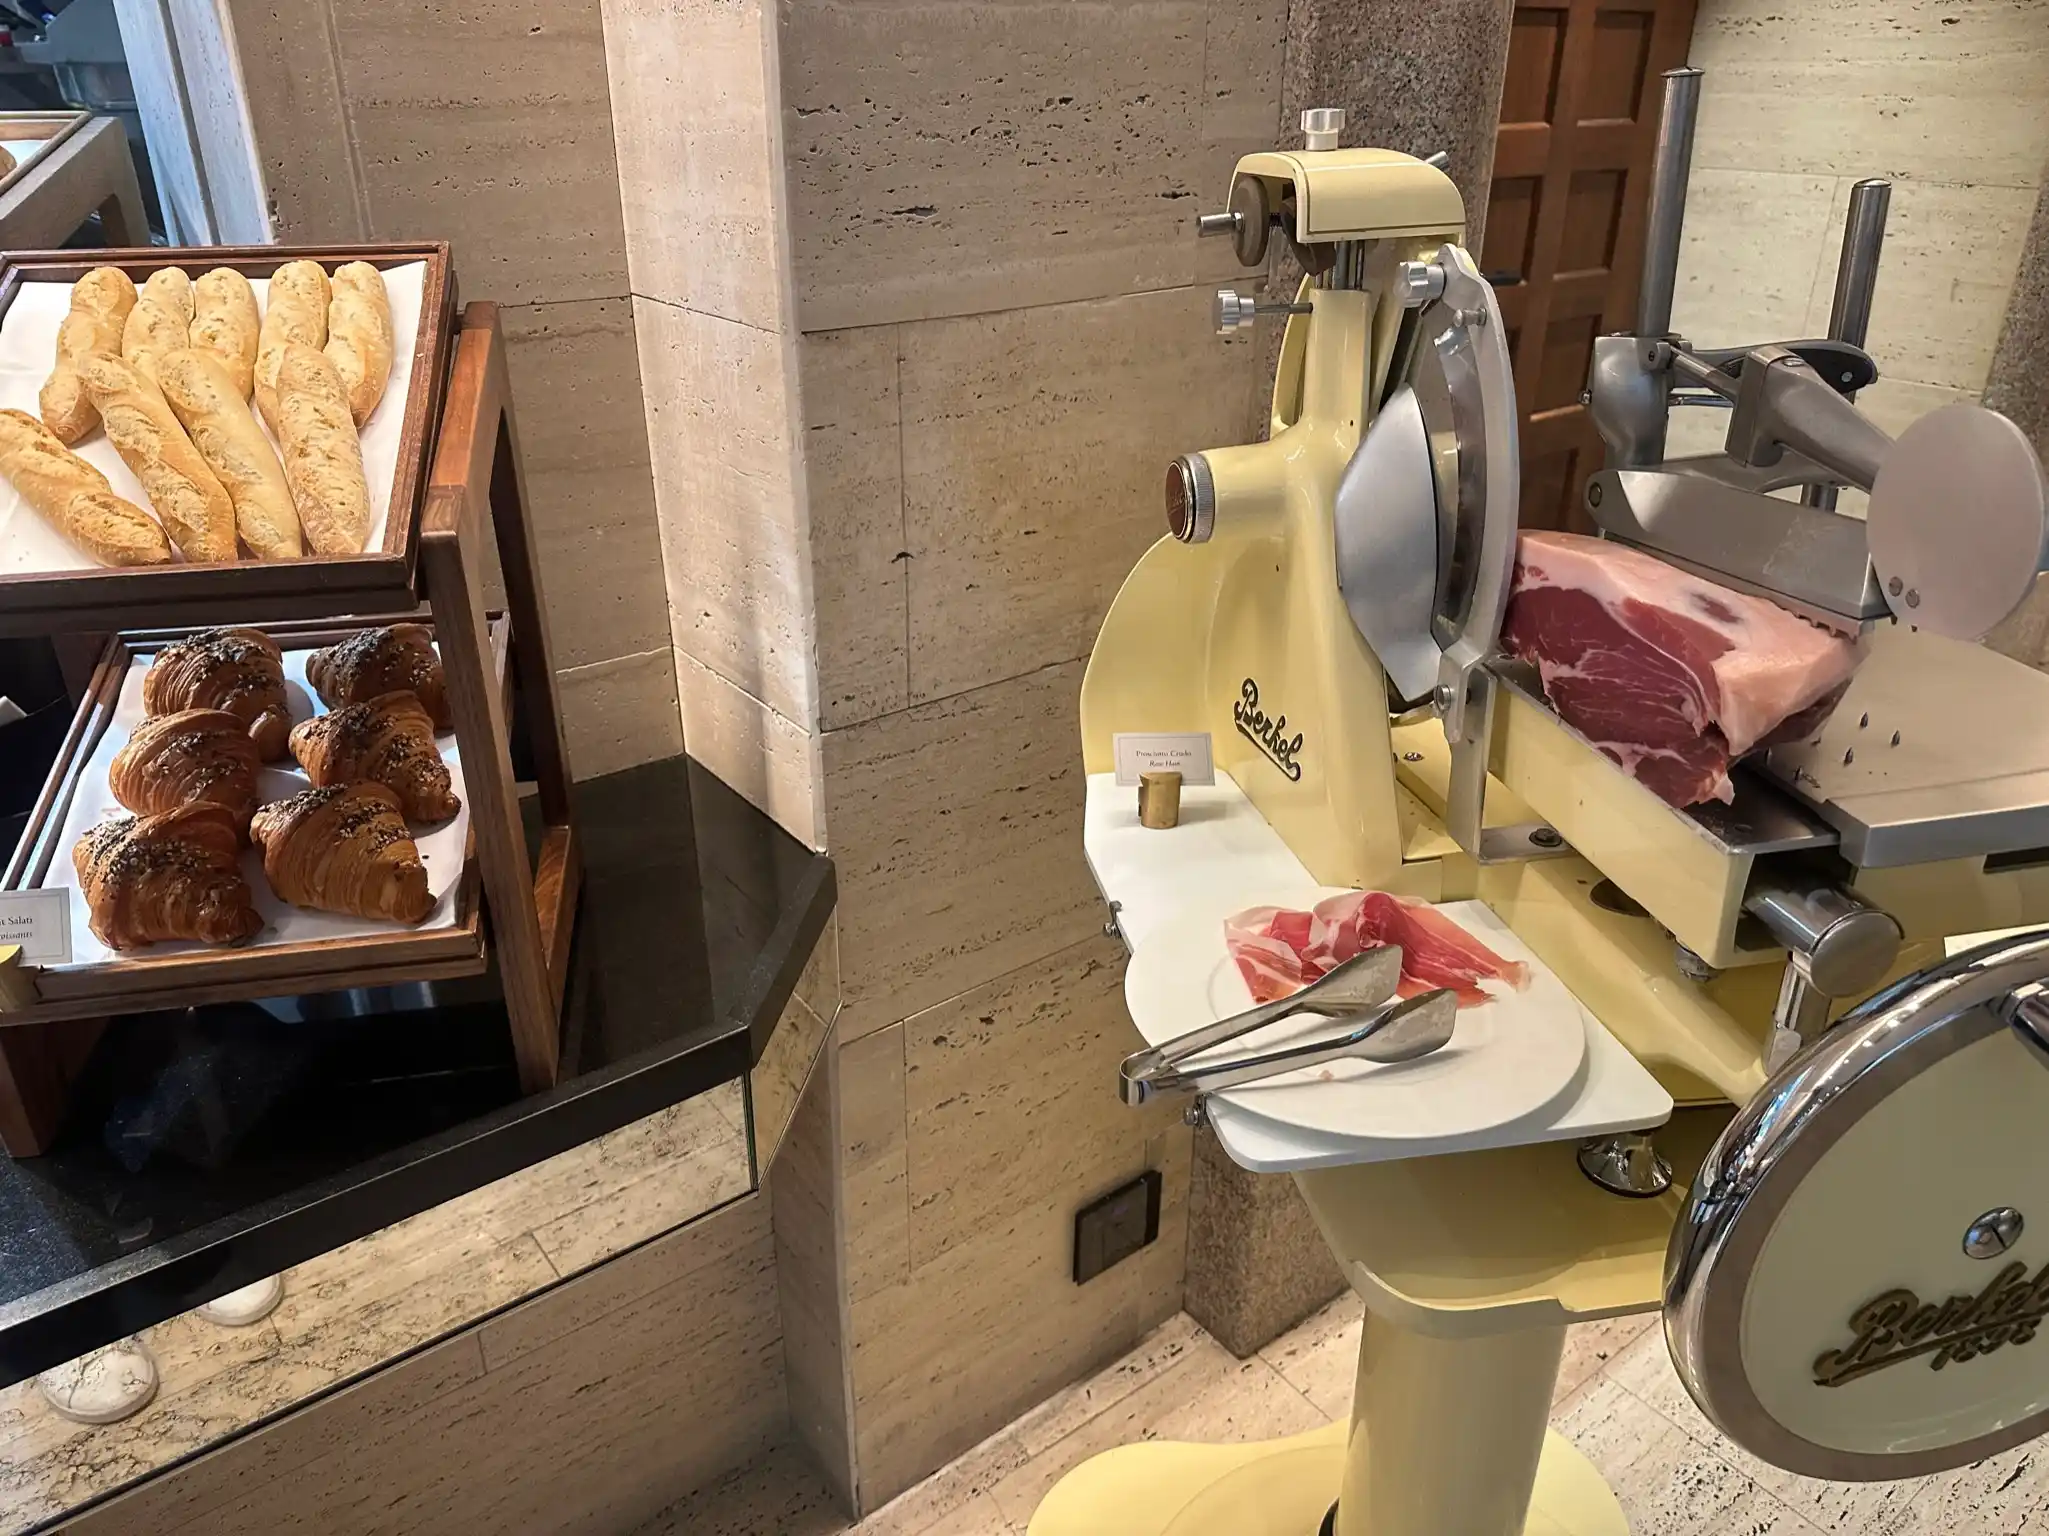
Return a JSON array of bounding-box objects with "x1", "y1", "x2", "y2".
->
[
  {"x1": 1224, "y1": 892, "x2": 1529, "y2": 1007},
  {"x1": 1500, "y1": 531, "x2": 1864, "y2": 808}
]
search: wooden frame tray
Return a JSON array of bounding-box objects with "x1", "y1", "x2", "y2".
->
[
  {"x1": 0, "y1": 242, "x2": 455, "y2": 636},
  {"x1": 0, "y1": 615, "x2": 519, "y2": 1024},
  {"x1": 0, "y1": 112, "x2": 90, "y2": 199}
]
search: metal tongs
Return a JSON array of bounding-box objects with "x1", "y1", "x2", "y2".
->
[{"x1": 1118, "y1": 946, "x2": 1458, "y2": 1106}]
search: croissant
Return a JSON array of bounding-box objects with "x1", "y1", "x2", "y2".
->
[
  {"x1": 143, "y1": 628, "x2": 293, "y2": 762},
  {"x1": 73, "y1": 803, "x2": 263, "y2": 950},
  {"x1": 250, "y1": 783, "x2": 435, "y2": 924},
  {"x1": 306, "y1": 625, "x2": 450, "y2": 729},
  {"x1": 289, "y1": 691, "x2": 459, "y2": 823},
  {"x1": 109, "y1": 708, "x2": 262, "y2": 831}
]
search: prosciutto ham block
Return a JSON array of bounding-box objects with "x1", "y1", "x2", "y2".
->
[
  {"x1": 1224, "y1": 892, "x2": 1528, "y2": 1007},
  {"x1": 1500, "y1": 531, "x2": 1863, "y2": 807}
]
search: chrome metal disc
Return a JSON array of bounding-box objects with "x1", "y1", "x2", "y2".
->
[
  {"x1": 1666, "y1": 931, "x2": 2049, "y2": 1481},
  {"x1": 1867, "y1": 404, "x2": 2049, "y2": 640}
]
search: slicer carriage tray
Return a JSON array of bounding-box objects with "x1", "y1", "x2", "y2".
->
[
  {"x1": 1, "y1": 618, "x2": 510, "y2": 1024},
  {"x1": 1084, "y1": 772, "x2": 1672, "y2": 1172}
]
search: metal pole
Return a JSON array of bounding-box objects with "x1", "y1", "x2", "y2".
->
[
  {"x1": 1636, "y1": 68, "x2": 1705, "y2": 339},
  {"x1": 1827, "y1": 179, "x2": 1891, "y2": 349},
  {"x1": 1805, "y1": 178, "x2": 1891, "y2": 508}
]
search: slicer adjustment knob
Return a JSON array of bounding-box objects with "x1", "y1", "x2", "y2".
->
[
  {"x1": 1395, "y1": 260, "x2": 1447, "y2": 309},
  {"x1": 1165, "y1": 454, "x2": 1217, "y2": 544},
  {"x1": 1213, "y1": 287, "x2": 1314, "y2": 336},
  {"x1": 1301, "y1": 107, "x2": 1345, "y2": 151},
  {"x1": 1215, "y1": 288, "x2": 1258, "y2": 334}
]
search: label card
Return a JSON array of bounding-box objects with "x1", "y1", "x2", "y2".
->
[
  {"x1": 0, "y1": 889, "x2": 70, "y2": 965},
  {"x1": 1113, "y1": 732, "x2": 1216, "y2": 788}
]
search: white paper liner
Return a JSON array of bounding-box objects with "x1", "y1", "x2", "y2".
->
[
  {"x1": 0, "y1": 260, "x2": 427, "y2": 574},
  {"x1": 40, "y1": 640, "x2": 470, "y2": 969},
  {"x1": 1, "y1": 139, "x2": 49, "y2": 173}
]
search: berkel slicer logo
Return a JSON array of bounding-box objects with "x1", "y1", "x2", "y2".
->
[
  {"x1": 1812, "y1": 1262, "x2": 2049, "y2": 1387},
  {"x1": 1234, "y1": 678, "x2": 1304, "y2": 782}
]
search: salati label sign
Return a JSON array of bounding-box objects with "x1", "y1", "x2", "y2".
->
[{"x1": 0, "y1": 889, "x2": 70, "y2": 965}]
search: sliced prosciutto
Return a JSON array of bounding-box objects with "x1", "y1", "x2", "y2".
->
[
  {"x1": 1225, "y1": 892, "x2": 1527, "y2": 1007},
  {"x1": 1501, "y1": 531, "x2": 1862, "y2": 807}
]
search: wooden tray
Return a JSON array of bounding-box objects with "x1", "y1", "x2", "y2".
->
[
  {"x1": 0, "y1": 616, "x2": 512, "y2": 1026},
  {"x1": 0, "y1": 112, "x2": 90, "y2": 199},
  {"x1": 0, "y1": 242, "x2": 455, "y2": 637}
]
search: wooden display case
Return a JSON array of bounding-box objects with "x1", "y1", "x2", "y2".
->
[{"x1": 0, "y1": 260, "x2": 578, "y2": 1157}]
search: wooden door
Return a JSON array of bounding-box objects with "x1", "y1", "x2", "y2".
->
[{"x1": 1486, "y1": 0, "x2": 1698, "y2": 531}]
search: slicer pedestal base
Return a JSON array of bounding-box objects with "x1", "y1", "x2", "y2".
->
[
  {"x1": 1030, "y1": 1311, "x2": 1627, "y2": 1536},
  {"x1": 1027, "y1": 1420, "x2": 1624, "y2": 1536}
]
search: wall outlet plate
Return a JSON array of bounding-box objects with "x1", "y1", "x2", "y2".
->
[{"x1": 1073, "y1": 1169, "x2": 1162, "y2": 1285}]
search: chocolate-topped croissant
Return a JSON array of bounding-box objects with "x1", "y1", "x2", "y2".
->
[
  {"x1": 250, "y1": 782, "x2": 435, "y2": 924},
  {"x1": 143, "y1": 628, "x2": 292, "y2": 761},
  {"x1": 288, "y1": 691, "x2": 459, "y2": 823},
  {"x1": 73, "y1": 803, "x2": 262, "y2": 950},
  {"x1": 109, "y1": 708, "x2": 262, "y2": 832},
  {"x1": 306, "y1": 625, "x2": 449, "y2": 729}
]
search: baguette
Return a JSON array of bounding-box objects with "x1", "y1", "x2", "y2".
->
[
  {"x1": 255, "y1": 260, "x2": 329, "y2": 436},
  {"x1": 0, "y1": 408, "x2": 169, "y2": 565},
  {"x1": 39, "y1": 267, "x2": 137, "y2": 444},
  {"x1": 80, "y1": 353, "x2": 237, "y2": 564},
  {"x1": 159, "y1": 348, "x2": 301, "y2": 560},
  {"x1": 189, "y1": 268, "x2": 260, "y2": 399},
  {"x1": 121, "y1": 267, "x2": 194, "y2": 385},
  {"x1": 275, "y1": 344, "x2": 370, "y2": 555},
  {"x1": 324, "y1": 262, "x2": 394, "y2": 427}
]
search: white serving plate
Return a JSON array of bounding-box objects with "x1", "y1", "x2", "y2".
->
[
  {"x1": 0, "y1": 261, "x2": 427, "y2": 574},
  {"x1": 1125, "y1": 885, "x2": 1590, "y2": 1143}
]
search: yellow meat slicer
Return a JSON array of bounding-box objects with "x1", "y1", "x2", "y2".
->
[{"x1": 1043, "y1": 68, "x2": 2049, "y2": 1536}]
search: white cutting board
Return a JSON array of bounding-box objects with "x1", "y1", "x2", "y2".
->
[{"x1": 1125, "y1": 886, "x2": 1589, "y2": 1142}]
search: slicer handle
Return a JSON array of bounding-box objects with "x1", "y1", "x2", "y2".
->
[{"x1": 1689, "y1": 340, "x2": 1877, "y2": 398}]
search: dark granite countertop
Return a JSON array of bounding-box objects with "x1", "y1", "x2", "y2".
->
[{"x1": 0, "y1": 682, "x2": 833, "y2": 1388}]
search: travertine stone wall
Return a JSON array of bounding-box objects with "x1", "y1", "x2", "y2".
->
[
  {"x1": 1987, "y1": 179, "x2": 2049, "y2": 460},
  {"x1": 1255, "y1": 0, "x2": 1510, "y2": 410},
  {"x1": 601, "y1": 0, "x2": 825, "y2": 845},
  {"x1": 1280, "y1": 0, "x2": 1513, "y2": 240},
  {"x1": 1983, "y1": 176, "x2": 2049, "y2": 668},
  {"x1": 61, "y1": 1195, "x2": 787, "y2": 1535},
  {"x1": 1665, "y1": 0, "x2": 2049, "y2": 467},
  {"x1": 227, "y1": 0, "x2": 682, "y2": 779},
  {"x1": 606, "y1": 0, "x2": 1275, "y2": 1508}
]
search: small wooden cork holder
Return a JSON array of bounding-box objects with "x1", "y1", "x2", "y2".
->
[{"x1": 0, "y1": 274, "x2": 579, "y2": 1157}]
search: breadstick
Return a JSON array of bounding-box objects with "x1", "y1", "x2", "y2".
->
[
  {"x1": 275, "y1": 344, "x2": 370, "y2": 555},
  {"x1": 39, "y1": 267, "x2": 137, "y2": 444},
  {"x1": 80, "y1": 353, "x2": 236, "y2": 564},
  {"x1": 0, "y1": 408, "x2": 168, "y2": 566},
  {"x1": 255, "y1": 260, "x2": 329, "y2": 436},
  {"x1": 121, "y1": 267, "x2": 193, "y2": 385},
  {"x1": 190, "y1": 268, "x2": 260, "y2": 400},
  {"x1": 159, "y1": 348, "x2": 301, "y2": 560},
  {"x1": 324, "y1": 262, "x2": 394, "y2": 427}
]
